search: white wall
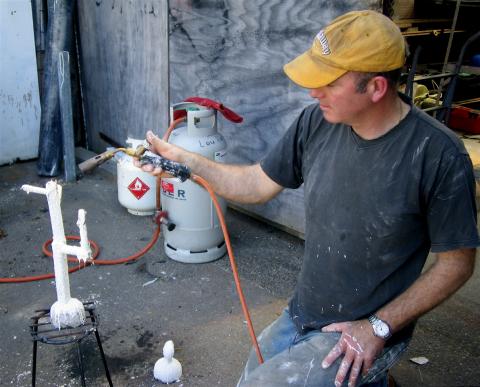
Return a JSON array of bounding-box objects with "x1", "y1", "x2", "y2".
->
[{"x1": 0, "y1": 0, "x2": 41, "y2": 165}]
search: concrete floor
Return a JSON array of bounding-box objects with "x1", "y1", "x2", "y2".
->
[{"x1": 0, "y1": 160, "x2": 478, "y2": 387}]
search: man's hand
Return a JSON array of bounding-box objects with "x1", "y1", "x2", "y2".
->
[
  {"x1": 136, "y1": 131, "x2": 189, "y2": 176},
  {"x1": 321, "y1": 320, "x2": 385, "y2": 387}
]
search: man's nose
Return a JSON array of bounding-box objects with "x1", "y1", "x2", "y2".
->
[{"x1": 309, "y1": 87, "x2": 325, "y2": 99}]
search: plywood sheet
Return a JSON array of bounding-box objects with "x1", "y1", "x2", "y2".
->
[
  {"x1": 169, "y1": 0, "x2": 381, "y2": 235},
  {"x1": 76, "y1": 0, "x2": 169, "y2": 151}
]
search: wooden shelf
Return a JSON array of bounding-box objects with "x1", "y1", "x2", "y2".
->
[
  {"x1": 395, "y1": 18, "x2": 465, "y2": 37},
  {"x1": 402, "y1": 28, "x2": 465, "y2": 37},
  {"x1": 446, "y1": 63, "x2": 480, "y2": 74},
  {"x1": 395, "y1": 18, "x2": 452, "y2": 28}
]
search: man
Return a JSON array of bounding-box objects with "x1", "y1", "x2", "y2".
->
[{"x1": 141, "y1": 10, "x2": 478, "y2": 387}]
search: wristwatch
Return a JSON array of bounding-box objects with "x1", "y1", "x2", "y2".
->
[{"x1": 368, "y1": 314, "x2": 392, "y2": 340}]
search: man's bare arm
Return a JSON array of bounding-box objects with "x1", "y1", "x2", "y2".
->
[
  {"x1": 376, "y1": 247, "x2": 476, "y2": 332},
  {"x1": 141, "y1": 131, "x2": 284, "y2": 204}
]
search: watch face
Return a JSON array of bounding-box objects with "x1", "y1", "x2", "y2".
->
[
  {"x1": 373, "y1": 320, "x2": 391, "y2": 338},
  {"x1": 375, "y1": 321, "x2": 389, "y2": 336}
]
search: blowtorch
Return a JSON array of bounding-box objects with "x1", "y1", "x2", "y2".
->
[
  {"x1": 78, "y1": 146, "x2": 143, "y2": 173},
  {"x1": 78, "y1": 145, "x2": 147, "y2": 174},
  {"x1": 78, "y1": 144, "x2": 192, "y2": 183}
]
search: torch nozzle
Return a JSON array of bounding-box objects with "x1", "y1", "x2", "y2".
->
[
  {"x1": 122, "y1": 145, "x2": 147, "y2": 158},
  {"x1": 78, "y1": 145, "x2": 149, "y2": 174}
]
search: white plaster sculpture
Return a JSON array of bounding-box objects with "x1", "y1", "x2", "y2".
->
[
  {"x1": 22, "y1": 181, "x2": 92, "y2": 329},
  {"x1": 153, "y1": 340, "x2": 182, "y2": 384}
]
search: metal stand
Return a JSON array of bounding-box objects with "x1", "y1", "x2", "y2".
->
[{"x1": 30, "y1": 301, "x2": 113, "y2": 387}]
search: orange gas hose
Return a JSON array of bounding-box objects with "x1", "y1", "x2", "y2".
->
[
  {"x1": 163, "y1": 117, "x2": 185, "y2": 141},
  {"x1": 0, "y1": 245, "x2": 93, "y2": 283},
  {"x1": 89, "y1": 225, "x2": 160, "y2": 265},
  {"x1": 192, "y1": 174, "x2": 264, "y2": 364},
  {"x1": 0, "y1": 227, "x2": 160, "y2": 283},
  {"x1": 41, "y1": 226, "x2": 161, "y2": 266},
  {"x1": 164, "y1": 119, "x2": 264, "y2": 362}
]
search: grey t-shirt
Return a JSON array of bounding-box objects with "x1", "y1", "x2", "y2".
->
[{"x1": 261, "y1": 100, "x2": 479, "y2": 340}]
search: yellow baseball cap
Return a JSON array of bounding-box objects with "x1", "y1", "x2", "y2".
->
[{"x1": 284, "y1": 10, "x2": 406, "y2": 88}]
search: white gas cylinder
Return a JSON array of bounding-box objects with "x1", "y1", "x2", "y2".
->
[
  {"x1": 161, "y1": 103, "x2": 228, "y2": 263},
  {"x1": 117, "y1": 139, "x2": 157, "y2": 216}
]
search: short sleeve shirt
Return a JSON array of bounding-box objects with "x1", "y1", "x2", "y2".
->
[{"x1": 261, "y1": 99, "x2": 479, "y2": 339}]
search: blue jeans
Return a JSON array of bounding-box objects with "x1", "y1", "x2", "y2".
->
[{"x1": 237, "y1": 309, "x2": 409, "y2": 387}]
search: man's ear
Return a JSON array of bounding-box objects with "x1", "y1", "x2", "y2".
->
[{"x1": 368, "y1": 76, "x2": 389, "y2": 103}]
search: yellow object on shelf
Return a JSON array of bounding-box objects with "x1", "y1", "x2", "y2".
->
[{"x1": 462, "y1": 138, "x2": 480, "y2": 168}]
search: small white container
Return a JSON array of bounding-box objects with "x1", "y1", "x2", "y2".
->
[{"x1": 116, "y1": 139, "x2": 156, "y2": 216}]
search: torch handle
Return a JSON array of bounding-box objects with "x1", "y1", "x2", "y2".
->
[{"x1": 139, "y1": 152, "x2": 191, "y2": 182}]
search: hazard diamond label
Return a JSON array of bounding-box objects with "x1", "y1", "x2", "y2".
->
[
  {"x1": 161, "y1": 180, "x2": 174, "y2": 195},
  {"x1": 128, "y1": 177, "x2": 150, "y2": 200}
]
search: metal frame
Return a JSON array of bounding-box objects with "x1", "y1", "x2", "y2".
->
[
  {"x1": 30, "y1": 301, "x2": 113, "y2": 387},
  {"x1": 405, "y1": 30, "x2": 480, "y2": 124}
]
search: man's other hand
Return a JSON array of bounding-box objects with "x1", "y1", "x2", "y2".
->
[{"x1": 321, "y1": 320, "x2": 385, "y2": 387}]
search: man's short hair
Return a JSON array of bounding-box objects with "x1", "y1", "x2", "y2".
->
[{"x1": 355, "y1": 69, "x2": 402, "y2": 93}]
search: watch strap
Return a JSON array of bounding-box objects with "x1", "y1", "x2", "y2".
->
[{"x1": 368, "y1": 314, "x2": 378, "y2": 324}]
